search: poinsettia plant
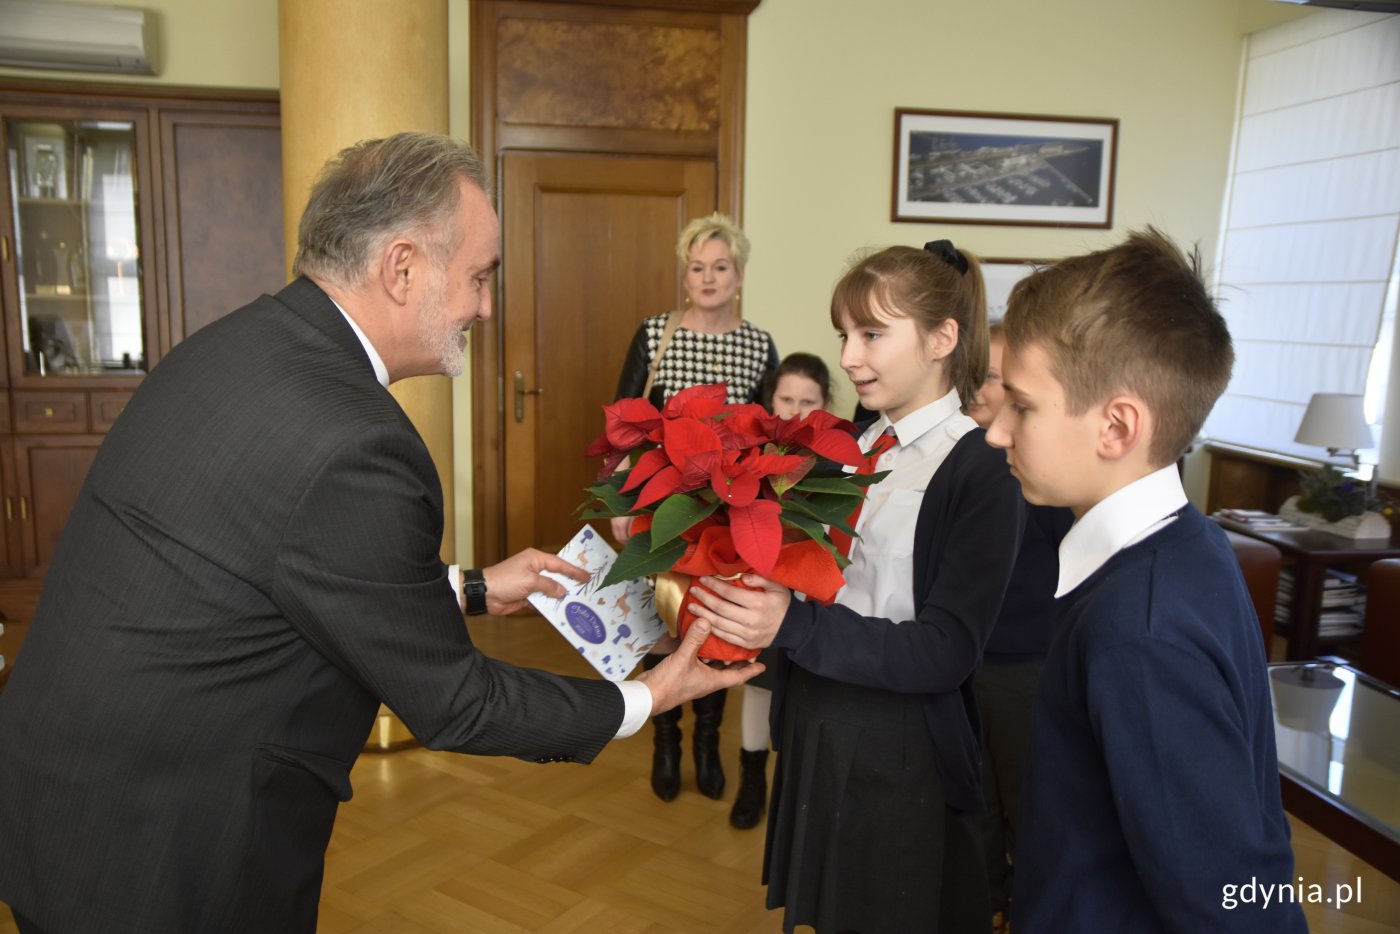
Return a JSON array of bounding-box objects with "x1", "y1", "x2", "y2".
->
[{"x1": 578, "y1": 384, "x2": 887, "y2": 659}]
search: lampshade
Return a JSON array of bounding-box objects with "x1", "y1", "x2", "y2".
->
[{"x1": 1294, "y1": 393, "x2": 1374, "y2": 452}]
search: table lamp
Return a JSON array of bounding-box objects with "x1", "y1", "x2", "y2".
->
[
  {"x1": 1289, "y1": 392, "x2": 1388, "y2": 538},
  {"x1": 1294, "y1": 393, "x2": 1373, "y2": 469}
]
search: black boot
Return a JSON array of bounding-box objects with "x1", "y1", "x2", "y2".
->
[
  {"x1": 651, "y1": 706, "x2": 682, "y2": 802},
  {"x1": 729, "y1": 748, "x2": 769, "y2": 829},
  {"x1": 692, "y1": 689, "x2": 727, "y2": 799}
]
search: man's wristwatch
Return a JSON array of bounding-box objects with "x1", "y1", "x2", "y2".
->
[{"x1": 462, "y1": 568, "x2": 489, "y2": 616}]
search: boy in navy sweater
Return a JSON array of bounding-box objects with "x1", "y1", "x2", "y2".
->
[{"x1": 984, "y1": 229, "x2": 1305, "y2": 933}]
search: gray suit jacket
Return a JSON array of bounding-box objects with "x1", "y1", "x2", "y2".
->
[{"x1": 0, "y1": 278, "x2": 623, "y2": 933}]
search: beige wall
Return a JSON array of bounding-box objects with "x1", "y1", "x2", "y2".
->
[
  {"x1": 742, "y1": 0, "x2": 1283, "y2": 422},
  {"x1": 1, "y1": 0, "x2": 1308, "y2": 546}
]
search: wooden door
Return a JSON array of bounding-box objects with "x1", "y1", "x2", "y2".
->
[
  {"x1": 501, "y1": 152, "x2": 715, "y2": 555},
  {"x1": 12, "y1": 435, "x2": 100, "y2": 576}
]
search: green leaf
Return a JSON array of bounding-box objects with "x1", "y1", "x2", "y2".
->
[
  {"x1": 792, "y1": 471, "x2": 890, "y2": 495},
  {"x1": 784, "y1": 496, "x2": 858, "y2": 537},
  {"x1": 789, "y1": 476, "x2": 865, "y2": 497},
  {"x1": 576, "y1": 506, "x2": 621, "y2": 521},
  {"x1": 600, "y1": 531, "x2": 689, "y2": 588},
  {"x1": 787, "y1": 490, "x2": 864, "y2": 526},
  {"x1": 575, "y1": 479, "x2": 638, "y2": 518},
  {"x1": 779, "y1": 512, "x2": 852, "y2": 571},
  {"x1": 768, "y1": 454, "x2": 816, "y2": 498},
  {"x1": 651, "y1": 494, "x2": 721, "y2": 547},
  {"x1": 780, "y1": 510, "x2": 827, "y2": 541}
]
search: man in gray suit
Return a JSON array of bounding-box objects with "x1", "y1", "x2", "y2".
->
[{"x1": 0, "y1": 133, "x2": 757, "y2": 934}]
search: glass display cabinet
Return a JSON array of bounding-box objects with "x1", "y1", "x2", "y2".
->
[
  {"x1": 8, "y1": 116, "x2": 146, "y2": 377},
  {"x1": 0, "y1": 82, "x2": 282, "y2": 582}
]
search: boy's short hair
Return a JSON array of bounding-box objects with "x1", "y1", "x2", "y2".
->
[{"x1": 1003, "y1": 227, "x2": 1233, "y2": 466}]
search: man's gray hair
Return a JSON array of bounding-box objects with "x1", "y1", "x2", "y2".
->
[{"x1": 293, "y1": 132, "x2": 489, "y2": 290}]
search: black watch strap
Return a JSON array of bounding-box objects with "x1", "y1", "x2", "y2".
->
[{"x1": 462, "y1": 568, "x2": 488, "y2": 616}]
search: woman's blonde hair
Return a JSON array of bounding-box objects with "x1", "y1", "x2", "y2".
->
[{"x1": 676, "y1": 212, "x2": 750, "y2": 269}]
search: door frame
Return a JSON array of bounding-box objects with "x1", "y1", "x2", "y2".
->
[{"x1": 469, "y1": 0, "x2": 756, "y2": 565}]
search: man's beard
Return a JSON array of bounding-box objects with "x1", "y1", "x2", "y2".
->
[{"x1": 417, "y1": 270, "x2": 467, "y2": 378}]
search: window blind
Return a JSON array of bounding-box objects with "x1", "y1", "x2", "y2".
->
[{"x1": 1206, "y1": 11, "x2": 1400, "y2": 467}]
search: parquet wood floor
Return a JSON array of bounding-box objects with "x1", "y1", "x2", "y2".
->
[{"x1": 2, "y1": 610, "x2": 1397, "y2": 931}]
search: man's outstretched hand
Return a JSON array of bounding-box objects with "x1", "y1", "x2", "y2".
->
[
  {"x1": 481, "y1": 548, "x2": 591, "y2": 616},
  {"x1": 634, "y1": 618, "x2": 763, "y2": 715}
]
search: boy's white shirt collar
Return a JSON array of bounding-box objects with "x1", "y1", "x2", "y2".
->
[
  {"x1": 1055, "y1": 464, "x2": 1188, "y2": 598},
  {"x1": 330, "y1": 297, "x2": 390, "y2": 388}
]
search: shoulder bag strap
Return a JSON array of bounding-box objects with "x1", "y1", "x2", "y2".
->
[{"x1": 641, "y1": 310, "x2": 684, "y2": 401}]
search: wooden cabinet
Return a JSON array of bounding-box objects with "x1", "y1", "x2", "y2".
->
[
  {"x1": 11, "y1": 435, "x2": 101, "y2": 575},
  {"x1": 0, "y1": 79, "x2": 283, "y2": 580},
  {"x1": 0, "y1": 437, "x2": 21, "y2": 579}
]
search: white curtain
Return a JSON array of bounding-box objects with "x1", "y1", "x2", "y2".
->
[{"x1": 1206, "y1": 11, "x2": 1400, "y2": 467}]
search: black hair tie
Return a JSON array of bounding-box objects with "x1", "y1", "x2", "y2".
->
[{"x1": 924, "y1": 239, "x2": 968, "y2": 276}]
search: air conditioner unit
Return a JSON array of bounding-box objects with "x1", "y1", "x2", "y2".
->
[
  {"x1": 0, "y1": 0, "x2": 159, "y2": 75},
  {"x1": 1272, "y1": 0, "x2": 1400, "y2": 11}
]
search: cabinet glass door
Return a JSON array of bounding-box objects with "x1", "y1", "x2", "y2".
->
[{"x1": 6, "y1": 118, "x2": 145, "y2": 376}]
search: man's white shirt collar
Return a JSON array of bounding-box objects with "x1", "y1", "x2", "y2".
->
[
  {"x1": 1055, "y1": 464, "x2": 1188, "y2": 598},
  {"x1": 330, "y1": 297, "x2": 389, "y2": 388}
]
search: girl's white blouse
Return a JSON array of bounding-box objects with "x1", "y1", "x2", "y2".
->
[{"x1": 840, "y1": 389, "x2": 977, "y2": 623}]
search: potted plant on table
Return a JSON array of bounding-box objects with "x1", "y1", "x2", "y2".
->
[{"x1": 1279, "y1": 465, "x2": 1390, "y2": 540}]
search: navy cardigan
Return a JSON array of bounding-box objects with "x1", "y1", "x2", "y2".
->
[
  {"x1": 1013, "y1": 506, "x2": 1304, "y2": 932},
  {"x1": 769, "y1": 428, "x2": 1025, "y2": 812}
]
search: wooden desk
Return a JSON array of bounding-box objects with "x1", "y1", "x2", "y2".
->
[{"x1": 1215, "y1": 519, "x2": 1400, "y2": 660}]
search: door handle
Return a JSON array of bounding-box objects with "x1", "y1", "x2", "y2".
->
[
  {"x1": 514, "y1": 370, "x2": 544, "y2": 422},
  {"x1": 19, "y1": 496, "x2": 28, "y2": 521}
]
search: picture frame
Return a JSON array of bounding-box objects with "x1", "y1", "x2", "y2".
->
[
  {"x1": 892, "y1": 108, "x2": 1117, "y2": 228},
  {"x1": 21, "y1": 129, "x2": 68, "y2": 200},
  {"x1": 981, "y1": 257, "x2": 1053, "y2": 323}
]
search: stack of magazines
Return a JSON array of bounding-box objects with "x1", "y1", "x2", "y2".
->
[
  {"x1": 1276, "y1": 567, "x2": 1366, "y2": 639},
  {"x1": 1212, "y1": 508, "x2": 1305, "y2": 533}
]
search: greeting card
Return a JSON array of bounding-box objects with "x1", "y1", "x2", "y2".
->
[{"x1": 529, "y1": 525, "x2": 667, "y2": 681}]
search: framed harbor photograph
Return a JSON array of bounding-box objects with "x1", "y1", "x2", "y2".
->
[{"x1": 892, "y1": 109, "x2": 1117, "y2": 228}]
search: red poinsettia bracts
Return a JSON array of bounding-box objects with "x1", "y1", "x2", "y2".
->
[{"x1": 579, "y1": 383, "x2": 889, "y2": 660}]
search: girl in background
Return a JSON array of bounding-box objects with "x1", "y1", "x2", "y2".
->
[
  {"x1": 730, "y1": 352, "x2": 834, "y2": 831},
  {"x1": 687, "y1": 241, "x2": 1023, "y2": 932}
]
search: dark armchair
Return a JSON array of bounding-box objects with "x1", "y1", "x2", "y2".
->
[
  {"x1": 1225, "y1": 529, "x2": 1281, "y2": 656},
  {"x1": 1360, "y1": 558, "x2": 1400, "y2": 688}
]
